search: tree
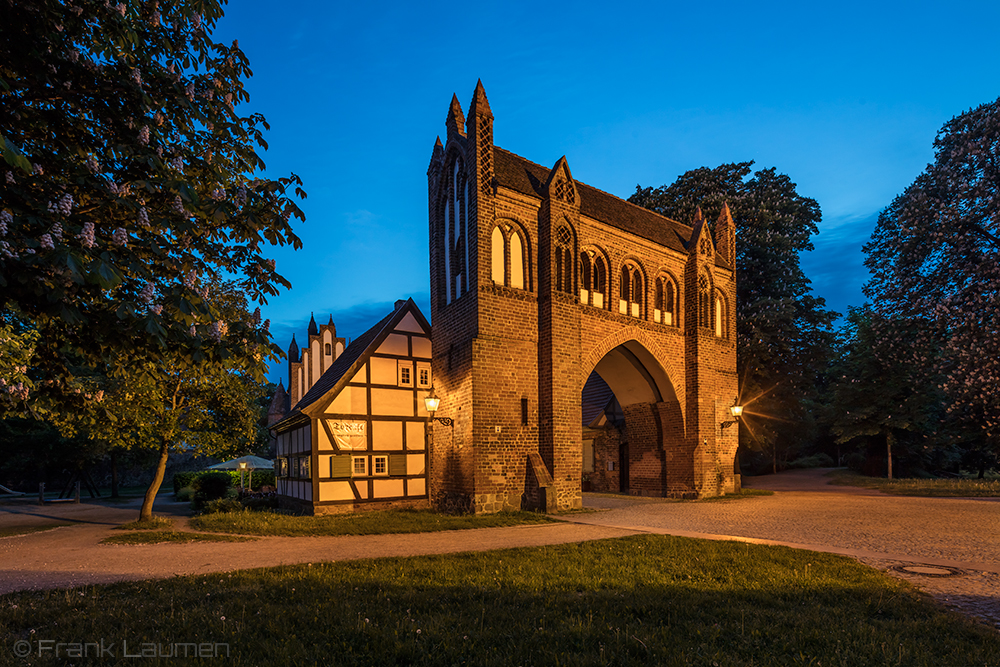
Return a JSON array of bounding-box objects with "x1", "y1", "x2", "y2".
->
[
  {"x1": 631, "y1": 163, "x2": 838, "y2": 467},
  {"x1": 825, "y1": 306, "x2": 944, "y2": 478},
  {"x1": 0, "y1": 0, "x2": 303, "y2": 414},
  {"x1": 53, "y1": 281, "x2": 271, "y2": 520},
  {"x1": 864, "y1": 97, "x2": 1000, "y2": 477}
]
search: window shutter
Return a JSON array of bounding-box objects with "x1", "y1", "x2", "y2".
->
[
  {"x1": 330, "y1": 455, "x2": 352, "y2": 478},
  {"x1": 388, "y1": 453, "x2": 407, "y2": 477}
]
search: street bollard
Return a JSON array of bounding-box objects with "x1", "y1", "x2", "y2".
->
[{"x1": 38, "y1": 482, "x2": 45, "y2": 505}]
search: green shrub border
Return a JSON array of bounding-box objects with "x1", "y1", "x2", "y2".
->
[{"x1": 173, "y1": 469, "x2": 275, "y2": 495}]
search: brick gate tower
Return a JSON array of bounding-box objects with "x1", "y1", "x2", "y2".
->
[{"x1": 427, "y1": 81, "x2": 738, "y2": 513}]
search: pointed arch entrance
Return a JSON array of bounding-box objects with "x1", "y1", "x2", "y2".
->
[{"x1": 581, "y1": 338, "x2": 686, "y2": 497}]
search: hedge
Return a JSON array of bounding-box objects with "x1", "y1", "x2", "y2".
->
[{"x1": 173, "y1": 469, "x2": 276, "y2": 495}]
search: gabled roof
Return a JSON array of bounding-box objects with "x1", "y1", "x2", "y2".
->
[
  {"x1": 493, "y1": 147, "x2": 733, "y2": 270},
  {"x1": 272, "y1": 298, "x2": 430, "y2": 432}
]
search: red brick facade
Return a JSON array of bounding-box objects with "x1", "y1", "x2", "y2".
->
[{"x1": 427, "y1": 82, "x2": 738, "y2": 513}]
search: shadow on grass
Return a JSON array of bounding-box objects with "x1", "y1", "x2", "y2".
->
[{"x1": 4, "y1": 535, "x2": 997, "y2": 666}]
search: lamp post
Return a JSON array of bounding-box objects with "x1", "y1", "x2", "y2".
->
[{"x1": 238, "y1": 461, "x2": 247, "y2": 492}]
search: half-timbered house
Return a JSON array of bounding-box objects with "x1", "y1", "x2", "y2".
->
[{"x1": 272, "y1": 299, "x2": 434, "y2": 514}]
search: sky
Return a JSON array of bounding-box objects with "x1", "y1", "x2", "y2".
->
[{"x1": 210, "y1": 0, "x2": 1000, "y2": 384}]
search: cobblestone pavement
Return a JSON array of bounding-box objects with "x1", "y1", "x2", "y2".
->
[{"x1": 572, "y1": 468, "x2": 1000, "y2": 630}]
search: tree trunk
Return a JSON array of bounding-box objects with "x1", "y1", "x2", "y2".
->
[
  {"x1": 772, "y1": 443, "x2": 777, "y2": 475},
  {"x1": 110, "y1": 449, "x2": 119, "y2": 499},
  {"x1": 139, "y1": 437, "x2": 170, "y2": 521},
  {"x1": 886, "y1": 432, "x2": 894, "y2": 481},
  {"x1": 978, "y1": 452, "x2": 986, "y2": 480}
]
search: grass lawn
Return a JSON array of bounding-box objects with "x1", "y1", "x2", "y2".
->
[
  {"x1": 0, "y1": 524, "x2": 70, "y2": 538},
  {"x1": 115, "y1": 517, "x2": 174, "y2": 531},
  {"x1": 100, "y1": 532, "x2": 256, "y2": 545},
  {"x1": 2, "y1": 535, "x2": 997, "y2": 666},
  {"x1": 190, "y1": 508, "x2": 555, "y2": 537},
  {"x1": 828, "y1": 470, "x2": 1000, "y2": 497}
]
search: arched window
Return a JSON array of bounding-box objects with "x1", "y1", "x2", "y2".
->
[
  {"x1": 554, "y1": 226, "x2": 574, "y2": 295},
  {"x1": 714, "y1": 291, "x2": 726, "y2": 338},
  {"x1": 491, "y1": 226, "x2": 505, "y2": 284},
  {"x1": 510, "y1": 233, "x2": 524, "y2": 289},
  {"x1": 444, "y1": 158, "x2": 468, "y2": 304},
  {"x1": 579, "y1": 250, "x2": 609, "y2": 309},
  {"x1": 490, "y1": 223, "x2": 527, "y2": 290},
  {"x1": 698, "y1": 274, "x2": 712, "y2": 329},
  {"x1": 593, "y1": 256, "x2": 607, "y2": 308},
  {"x1": 579, "y1": 252, "x2": 592, "y2": 304},
  {"x1": 619, "y1": 263, "x2": 644, "y2": 318},
  {"x1": 654, "y1": 276, "x2": 677, "y2": 326}
]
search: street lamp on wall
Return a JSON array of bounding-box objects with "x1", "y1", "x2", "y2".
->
[
  {"x1": 720, "y1": 401, "x2": 743, "y2": 431},
  {"x1": 424, "y1": 387, "x2": 454, "y2": 426}
]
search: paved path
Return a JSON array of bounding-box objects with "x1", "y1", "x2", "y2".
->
[
  {"x1": 1, "y1": 470, "x2": 997, "y2": 629},
  {"x1": 0, "y1": 496, "x2": 638, "y2": 594}
]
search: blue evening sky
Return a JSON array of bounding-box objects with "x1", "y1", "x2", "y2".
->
[{"x1": 212, "y1": 1, "x2": 1000, "y2": 383}]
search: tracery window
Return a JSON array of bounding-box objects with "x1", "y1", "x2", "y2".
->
[
  {"x1": 490, "y1": 223, "x2": 527, "y2": 290},
  {"x1": 444, "y1": 158, "x2": 469, "y2": 304},
  {"x1": 698, "y1": 273, "x2": 712, "y2": 329},
  {"x1": 578, "y1": 250, "x2": 608, "y2": 308},
  {"x1": 619, "y1": 263, "x2": 644, "y2": 318},
  {"x1": 654, "y1": 276, "x2": 677, "y2": 326},
  {"x1": 554, "y1": 226, "x2": 574, "y2": 294}
]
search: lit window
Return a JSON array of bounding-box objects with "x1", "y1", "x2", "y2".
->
[
  {"x1": 398, "y1": 360, "x2": 413, "y2": 387},
  {"x1": 373, "y1": 456, "x2": 388, "y2": 475},
  {"x1": 353, "y1": 456, "x2": 367, "y2": 476},
  {"x1": 417, "y1": 364, "x2": 431, "y2": 388}
]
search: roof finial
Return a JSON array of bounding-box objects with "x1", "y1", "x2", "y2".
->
[
  {"x1": 446, "y1": 94, "x2": 466, "y2": 137},
  {"x1": 308, "y1": 312, "x2": 318, "y2": 336}
]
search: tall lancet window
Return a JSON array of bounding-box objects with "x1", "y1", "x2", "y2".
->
[
  {"x1": 698, "y1": 273, "x2": 712, "y2": 329},
  {"x1": 444, "y1": 158, "x2": 468, "y2": 305},
  {"x1": 554, "y1": 226, "x2": 574, "y2": 294},
  {"x1": 491, "y1": 223, "x2": 527, "y2": 290}
]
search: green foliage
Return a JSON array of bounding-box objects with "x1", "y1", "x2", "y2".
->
[
  {"x1": 173, "y1": 468, "x2": 275, "y2": 494},
  {"x1": 191, "y1": 470, "x2": 232, "y2": 500},
  {"x1": 175, "y1": 485, "x2": 195, "y2": 501},
  {"x1": 115, "y1": 516, "x2": 173, "y2": 531},
  {"x1": 828, "y1": 470, "x2": 1000, "y2": 497},
  {"x1": 100, "y1": 531, "x2": 254, "y2": 545},
  {"x1": 0, "y1": 0, "x2": 304, "y2": 413},
  {"x1": 202, "y1": 497, "x2": 244, "y2": 514},
  {"x1": 0, "y1": 523, "x2": 70, "y2": 538},
  {"x1": 4, "y1": 536, "x2": 998, "y2": 665},
  {"x1": 190, "y1": 509, "x2": 555, "y2": 537},
  {"x1": 863, "y1": 96, "x2": 1000, "y2": 477},
  {"x1": 824, "y1": 306, "x2": 947, "y2": 477},
  {"x1": 786, "y1": 453, "x2": 836, "y2": 469},
  {"x1": 630, "y1": 163, "x2": 838, "y2": 459}
]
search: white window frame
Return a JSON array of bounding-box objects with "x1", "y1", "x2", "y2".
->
[
  {"x1": 417, "y1": 362, "x2": 431, "y2": 389},
  {"x1": 373, "y1": 455, "x2": 388, "y2": 476},
  {"x1": 352, "y1": 456, "x2": 367, "y2": 477},
  {"x1": 398, "y1": 360, "x2": 413, "y2": 387}
]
